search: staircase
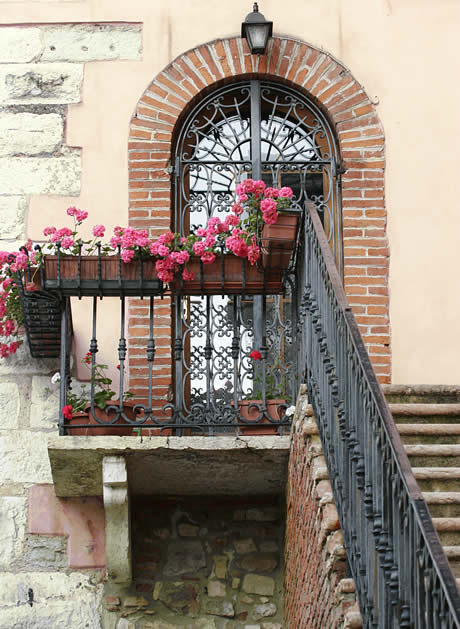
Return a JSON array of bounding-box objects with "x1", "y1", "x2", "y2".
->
[{"x1": 383, "y1": 384, "x2": 460, "y2": 588}]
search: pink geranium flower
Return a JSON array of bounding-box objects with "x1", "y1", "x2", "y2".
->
[
  {"x1": 182, "y1": 269, "x2": 195, "y2": 281},
  {"x1": 60, "y1": 236, "x2": 74, "y2": 249},
  {"x1": 93, "y1": 224, "x2": 105, "y2": 238},
  {"x1": 201, "y1": 251, "x2": 216, "y2": 265},
  {"x1": 193, "y1": 242, "x2": 205, "y2": 257},
  {"x1": 121, "y1": 249, "x2": 134, "y2": 263},
  {"x1": 279, "y1": 186, "x2": 294, "y2": 198}
]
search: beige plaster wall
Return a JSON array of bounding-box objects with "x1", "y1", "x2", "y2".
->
[{"x1": 3, "y1": 0, "x2": 459, "y2": 384}]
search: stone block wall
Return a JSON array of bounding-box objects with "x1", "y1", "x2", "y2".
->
[
  {"x1": 0, "y1": 345, "x2": 105, "y2": 628},
  {"x1": 0, "y1": 23, "x2": 142, "y2": 252},
  {"x1": 0, "y1": 24, "x2": 142, "y2": 623},
  {"x1": 284, "y1": 391, "x2": 361, "y2": 629},
  {"x1": 102, "y1": 496, "x2": 284, "y2": 629}
]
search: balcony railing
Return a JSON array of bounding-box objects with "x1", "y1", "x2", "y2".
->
[
  {"x1": 296, "y1": 202, "x2": 460, "y2": 627},
  {"x1": 17, "y1": 247, "x2": 296, "y2": 436}
]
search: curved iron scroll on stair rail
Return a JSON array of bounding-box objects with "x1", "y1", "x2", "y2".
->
[{"x1": 296, "y1": 201, "x2": 460, "y2": 627}]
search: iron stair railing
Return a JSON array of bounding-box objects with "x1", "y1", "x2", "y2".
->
[{"x1": 295, "y1": 201, "x2": 460, "y2": 627}]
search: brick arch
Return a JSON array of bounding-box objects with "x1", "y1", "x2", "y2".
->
[{"x1": 127, "y1": 36, "x2": 389, "y2": 399}]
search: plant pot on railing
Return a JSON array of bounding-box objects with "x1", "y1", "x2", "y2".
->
[
  {"x1": 65, "y1": 400, "x2": 138, "y2": 436},
  {"x1": 171, "y1": 256, "x2": 284, "y2": 295},
  {"x1": 261, "y1": 211, "x2": 299, "y2": 270},
  {"x1": 237, "y1": 399, "x2": 287, "y2": 435},
  {"x1": 43, "y1": 255, "x2": 163, "y2": 297}
]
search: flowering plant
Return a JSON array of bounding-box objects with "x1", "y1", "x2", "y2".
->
[
  {"x1": 61, "y1": 353, "x2": 133, "y2": 420},
  {"x1": 249, "y1": 349, "x2": 292, "y2": 403},
  {"x1": 0, "y1": 242, "x2": 35, "y2": 358},
  {"x1": 0, "y1": 180, "x2": 294, "y2": 358}
]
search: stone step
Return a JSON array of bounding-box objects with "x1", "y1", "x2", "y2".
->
[
  {"x1": 433, "y1": 518, "x2": 460, "y2": 546},
  {"x1": 441, "y1": 547, "x2": 460, "y2": 578},
  {"x1": 405, "y1": 445, "x2": 460, "y2": 468},
  {"x1": 398, "y1": 424, "x2": 460, "y2": 445},
  {"x1": 390, "y1": 403, "x2": 460, "y2": 424},
  {"x1": 383, "y1": 385, "x2": 460, "y2": 404},
  {"x1": 423, "y1": 493, "x2": 460, "y2": 517},
  {"x1": 413, "y1": 468, "x2": 460, "y2": 492}
]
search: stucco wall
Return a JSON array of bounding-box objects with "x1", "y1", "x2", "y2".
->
[{"x1": 1, "y1": 0, "x2": 458, "y2": 382}]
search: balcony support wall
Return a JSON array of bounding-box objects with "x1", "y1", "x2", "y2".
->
[{"x1": 102, "y1": 455, "x2": 132, "y2": 585}]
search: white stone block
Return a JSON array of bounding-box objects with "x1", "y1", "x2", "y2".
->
[
  {"x1": 0, "y1": 340, "x2": 59, "y2": 376},
  {"x1": 0, "y1": 382, "x2": 20, "y2": 430},
  {"x1": 41, "y1": 25, "x2": 142, "y2": 62},
  {"x1": 0, "y1": 497, "x2": 26, "y2": 568},
  {"x1": 0, "y1": 572, "x2": 102, "y2": 628},
  {"x1": 0, "y1": 28, "x2": 43, "y2": 62},
  {"x1": 30, "y1": 375, "x2": 60, "y2": 430},
  {"x1": 0, "y1": 112, "x2": 63, "y2": 157},
  {"x1": 0, "y1": 64, "x2": 83, "y2": 105},
  {"x1": 0, "y1": 196, "x2": 27, "y2": 241},
  {"x1": 0, "y1": 431, "x2": 52, "y2": 484},
  {"x1": 103, "y1": 455, "x2": 132, "y2": 584},
  {"x1": 0, "y1": 154, "x2": 81, "y2": 195}
]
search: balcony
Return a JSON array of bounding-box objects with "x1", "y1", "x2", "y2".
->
[{"x1": 17, "y1": 232, "x2": 299, "y2": 438}]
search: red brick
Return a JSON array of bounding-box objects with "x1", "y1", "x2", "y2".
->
[
  {"x1": 304, "y1": 57, "x2": 330, "y2": 91},
  {"x1": 176, "y1": 57, "x2": 207, "y2": 90},
  {"x1": 287, "y1": 44, "x2": 309, "y2": 82},
  {"x1": 267, "y1": 38, "x2": 281, "y2": 75},
  {"x1": 228, "y1": 39, "x2": 243, "y2": 75},
  {"x1": 157, "y1": 73, "x2": 191, "y2": 102},
  {"x1": 198, "y1": 45, "x2": 223, "y2": 80},
  {"x1": 214, "y1": 41, "x2": 232, "y2": 77}
]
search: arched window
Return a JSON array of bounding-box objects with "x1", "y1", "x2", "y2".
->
[
  {"x1": 174, "y1": 80, "x2": 341, "y2": 268},
  {"x1": 169, "y1": 80, "x2": 341, "y2": 432}
]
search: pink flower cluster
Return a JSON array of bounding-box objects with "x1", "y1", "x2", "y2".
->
[
  {"x1": 0, "y1": 186, "x2": 294, "y2": 360},
  {"x1": 234, "y1": 179, "x2": 293, "y2": 227},
  {"x1": 67, "y1": 206, "x2": 88, "y2": 223},
  {"x1": 109, "y1": 226, "x2": 151, "y2": 262},
  {"x1": 0, "y1": 256, "x2": 22, "y2": 357}
]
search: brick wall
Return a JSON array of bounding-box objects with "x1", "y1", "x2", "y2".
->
[
  {"x1": 284, "y1": 392, "x2": 361, "y2": 628},
  {"x1": 127, "y1": 35, "x2": 390, "y2": 399}
]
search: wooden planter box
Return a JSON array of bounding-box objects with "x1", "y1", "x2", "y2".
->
[
  {"x1": 261, "y1": 212, "x2": 299, "y2": 270},
  {"x1": 171, "y1": 256, "x2": 283, "y2": 295},
  {"x1": 43, "y1": 255, "x2": 163, "y2": 297}
]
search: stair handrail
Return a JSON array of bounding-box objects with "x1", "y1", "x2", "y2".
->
[{"x1": 297, "y1": 201, "x2": 460, "y2": 626}]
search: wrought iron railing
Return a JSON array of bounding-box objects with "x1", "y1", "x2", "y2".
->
[
  {"x1": 55, "y1": 289, "x2": 295, "y2": 435},
  {"x1": 20, "y1": 246, "x2": 297, "y2": 435},
  {"x1": 295, "y1": 202, "x2": 460, "y2": 627}
]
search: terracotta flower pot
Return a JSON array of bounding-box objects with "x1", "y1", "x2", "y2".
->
[
  {"x1": 237, "y1": 399, "x2": 286, "y2": 435},
  {"x1": 171, "y1": 256, "x2": 283, "y2": 295},
  {"x1": 43, "y1": 255, "x2": 161, "y2": 297},
  {"x1": 66, "y1": 400, "x2": 138, "y2": 436},
  {"x1": 261, "y1": 212, "x2": 299, "y2": 270}
]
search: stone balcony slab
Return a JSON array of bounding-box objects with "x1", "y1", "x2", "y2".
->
[{"x1": 47, "y1": 435, "x2": 290, "y2": 498}]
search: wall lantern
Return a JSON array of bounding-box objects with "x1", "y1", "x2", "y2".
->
[{"x1": 241, "y1": 3, "x2": 273, "y2": 55}]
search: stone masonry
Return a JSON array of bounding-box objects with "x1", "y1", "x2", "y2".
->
[
  {"x1": 0, "y1": 23, "x2": 142, "y2": 251},
  {"x1": 101, "y1": 497, "x2": 284, "y2": 629},
  {"x1": 0, "y1": 344, "x2": 105, "y2": 628},
  {"x1": 0, "y1": 24, "x2": 142, "y2": 625},
  {"x1": 284, "y1": 389, "x2": 361, "y2": 629}
]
